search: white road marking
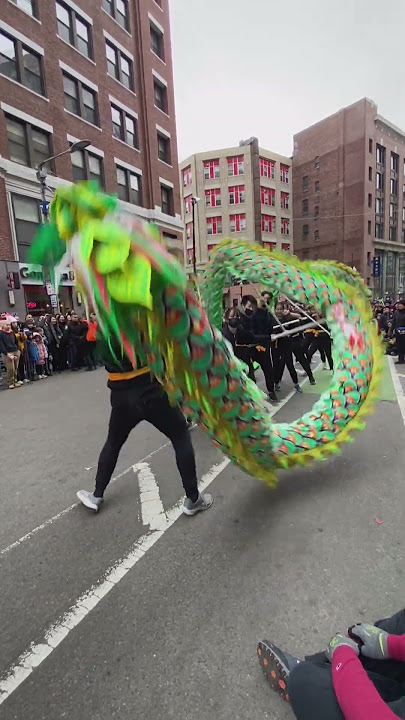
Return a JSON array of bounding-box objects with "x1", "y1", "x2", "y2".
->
[
  {"x1": 388, "y1": 356, "x2": 405, "y2": 426},
  {"x1": 134, "y1": 462, "x2": 168, "y2": 531},
  {"x1": 0, "y1": 459, "x2": 227, "y2": 705},
  {"x1": 0, "y1": 441, "x2": 171, "y2": 557}
]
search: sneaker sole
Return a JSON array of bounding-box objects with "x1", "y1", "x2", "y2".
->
[
  {"x1": 182, "y1": 497, "x2": 213, "y2": 516},
  {"x1": 257, "y1": 641, "x2": 290, "y2": 702}
]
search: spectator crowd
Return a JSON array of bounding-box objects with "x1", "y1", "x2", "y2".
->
[
  {"x1": 373, "y1": 299, "x2": 405, "y2": 363},
  {"x1": 0, "y1": 310, "x2": 98, "y2": 390}
]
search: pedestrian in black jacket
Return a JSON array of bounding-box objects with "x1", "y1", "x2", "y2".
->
[
  {"x1": 391, "y1": 301, "x2": 405, "y2": 364},
  {"x1": 272, "y1": 302, "x2": 316, "y2": 390},
  {"x1": 66, "y1": 313, "x2": 87, "y2": 370},
  {"x1": 235, "y1": 295, "x2": 278, "y2": 403}
]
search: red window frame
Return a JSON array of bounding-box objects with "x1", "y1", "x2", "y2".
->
[
  {"x1": 183, "y1": 166, "x2": 192, "y2": 187},
  {"x1": 229, "y1": 185, "x2": 245, "y2": 204},
  {"x1": 227, "y1": 155, "x2": 244, "y2": 176},
  {"x1": 186, "y1": 247, "x2": 193, "y2": 264},
  {"x1": 280, "y1": 164, "x2": 289, "y2": 183},
  {"x1": 207, "y1": 243, "x2": 216, "y2": 255},
  {"x1": 281, "y1": 217, "x2": 290, "y2": 235},
  {"x1": 281, "y1": 242, "x2": 290, "y2": 252},
  {"x1": 260, "y1": 158, "x2": 275, "y2": 179},
  {"x1": 205, "y1": 188, "x2": 221, "y2": 207},
  {"x1": 206, "y1": 216, "x2": 222, "y2": 235},
  {"x1": 280, "y1": 192, "x2": 289, "y2": 210},
  {"x1": 184, "y1": 194, "x2": 192, "y2": 214},
  {"x1": 261, "y1": 187, "x2": 275, "y2": 206},
  {"x1": 203, "y1": 159, "x2": 220, "y2": 180},
  {"x1": 186, "y1": 221, "x2": 192, "y2": 241},
  {"x1": 261, "y1": 214, "x2": 276, "y2": 233},
  {"x1": 229, "y1": 213, "x2": 246, "y2": 232},
  {"x1": 263, "y1": 241, "x2": 277, "y2": 252}
]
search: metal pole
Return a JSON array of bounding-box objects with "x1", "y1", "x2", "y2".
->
[
  {"x1": 271, "y1": 319, "x2": 327, "y2": 341},
  {"x1": 192, "y1": 199, "x2": 196, "y2": 276},
  {"x1": 280, "y1": 294, "x2": 331, "y2": 336}
]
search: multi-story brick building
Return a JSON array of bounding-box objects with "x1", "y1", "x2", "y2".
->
[
  {"x1": 179, "y1": 138, "x2": 292, "y2": 295},
  {"x1": 293, "y1": 98, "x2": 405, "y2": 299},
  {"x1": 0, "y1": 0, "x2": 182, "y2": 318}
]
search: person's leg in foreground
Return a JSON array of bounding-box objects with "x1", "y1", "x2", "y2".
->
[
  {"x1": 251, "y1": 347, "x2": 278, "y2": 402},
  {"x1": 257, "y1": 608, "x2": 405, "y2": 720},
  {"x1": 291, "y1": 338, "x2": 316, "y2": 384}
]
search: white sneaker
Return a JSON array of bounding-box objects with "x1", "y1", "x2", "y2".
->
[
  {"x1": 23, "y1": 379, "x2": 30, "y2": 383},
  {"x1": 16, "y1": 381, "x2": 24, "y2": 386},
  {"x1": 8, "y1": 384, "x2": 15, "y2": 389},
  {"x1": 42, "y1": 374, "x2": 48, "y2": 379},
  {"x1": 77, "y1": 490, "x2": 103, "y2": 512}
]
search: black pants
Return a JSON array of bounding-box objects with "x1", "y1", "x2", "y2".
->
[
  {"x1": 396, "y1": 332, "x2": 405, "y2": 362},
  {"x1": 251, "y1": 347, "x2": 275, "y2": 393},
  {"x1": 308, "y1": 335, "x2": 333, "y2": 370},
  {"x1": 273, "y1": 343, "x2": 298, "y2": 385},
  {"x1": 288, "y1": 609, "x2": 405, "y2": 720},
  {"x1": 94, "y1": 377, "x2": 199, "y2": 502},
  {"x1": 85, "y1": 341, "x2": 97, "y2": 369},
  {"x1": 290, "y1": 337, "x2": 314, "y2": 378},
  {"x1": 235, "y1": 347, "x2": 256, "y2": 380}
]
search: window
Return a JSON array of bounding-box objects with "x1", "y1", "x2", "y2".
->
[
  {"x1": 229, "y1": 185, "x2": 245, "y2": 205},
  {"x1": 280, "y1": 164, "x2": 289, "y2": 183},
  {"x1": 63, "y1": 72, "x2": 98, "y2": 125},
  {"x1": 71, "y1": 148, "x2": 104, "y2": 187},
  {"x1": 302, "y1": 175, "x2": 309, "y2": 191},
  {"x1": 111, "y1": 104, "x2": 138, "y2": 147},
  {"x1": 260, "y1": 187, "x2": 274, "y2": 206},
  {"x1": 228, "y1": 155, "x2": 244, "y2": 176},
  {"x1": 161, "y1": 184, "x2": 173, "y2": 215},
  {"x1": 206, "y1": 216, "x2": 222, "y2": 236},
  {"x1": 391, "y1": 152, "x2": 399, "y2": 173},
  {"x1": 6, "y1": 115, "x2": 53, "y2": 169},
  {"x1": 102, "y1": 0, "x2": 130, "y2": 31},
  {"x1": 369, "y1": 138, "x2": 373, "y2": 154},
  {"x1": 314, "y1": 230, "x2": 319, "y2": 242},
  {"x1": 314, "y1": 205, "x2": 319, "y2": 218},
  {"x1": 10, "y1": 0, "x2": 38, "y2": 16},
  {"x1": 281, "y1": 218, "x2": 290, "y2": 235},
  {"x1": 302, "y1": 199, "x2": 309, "y2": 215},
  {"x1": 230, "y1": 213, "x2": 246, "y2": 232},
  {"x1": 376, "y1": 144, "x2": 385, "y2": 166},
  {"x1": 375, "y1": 197, "x2": 383, "y2": 214},
  {"x1": 207, "y1": 243, "x2": 216, "y2": 256},
  {"x1": 369, "y1": 193, "x2": 373, "y2": 209},
  {"x1": 186, "y1": 247, "x2": 193, "y2": 264},
  {"x1": 116, "y1": 166, "x2": 142, "y2": 206},
  {"x1": 368, "y1": 220, "x2": 372, "y2": 235},
  {"x1": 390, "y1": 178, "x2": 398, "y2": 196},
  {"x1": 260, "y1": 158, "x2": 275, "y2": 179},
  {"x1": 154, "y1": 79, "x2": 167, "y2": 113},
  {"x1": 205, "y1": 188, "x2": 221, "y2": 208},
  {"x1": 376, "y1": 172, "x2": 383, "y2": 190},
  {"x1": 367, "y1": 251, "x2": 371, "y2": 266},
  {"x1": 263, "y1": 241, "x2": 277, "y2": 252},
  {"x1": 157, "y1": 132, "x2": 170, "y2": 164},
  {"x1": 203, "y1": 159, "x2": 219, "y2": 180},
  {"x1": 150, "y1": 23, "x2": 164, "y2": 60},
  {"x1": 389, "y1": 203, "x2": 396, "y2": 220},
  {"x1": 106, "y1": 41, "x2": 134, "y2": 90},
  {"x1": 302, "y1": 224, "x2": 309, "y2": 241},
  {"x1": 0, "y1": 29, "x2": 44, "y2": 95},
  {"x1": 56, "y1": 2, "x2": 92, "y2": 59},
  {"x1": 186, "y1": 222, "x2": 192, "y2": 241},
  {"x1": 280, "y1": 192, "x2": 289, "y2": 210},
  {"x1": 183, "y1": 166, "x2": 192, "y2": 187},
  {"x1": 184, "y1": 195, "x2": 192, "y2": 214},
  {"x1": 12, "y1": 195, "x2": 40, "y2": 262},
  {"x1": 369, "y1": 166, "x2": 372, "y2": 181},
  {"x1": 314, "y1": 156, "x2": 320, "y2": 169},
  {"x1": 315, "y1": 180, "x2": 320, "y2": 192},
  {"x1": 282, "y1": 242, "x2": 290, "y2": 252},
  {"x1": 302, "y1": 249, "x2": 309, "y2": 259},
  {"x1": 261, "y1": 214, "x2": 275, "y2": 233},
  {"x1": 389, "y1": 226, "x2": 397, "y2": 242}
]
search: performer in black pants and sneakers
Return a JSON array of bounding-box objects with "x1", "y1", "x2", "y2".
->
[
  {"x1": 272, "y1": 301, "x2": 316, "y2": 391},
  {"x1": 77, "y1": 339, "x2": 212, "y2": 516},
  {"x1": 235, "y1": 295, "x2": 278, "y2": 403}
]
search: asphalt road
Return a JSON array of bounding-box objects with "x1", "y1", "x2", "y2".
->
[{"x1": 1, "y1": 358, "x2": 404, "y2": 720}]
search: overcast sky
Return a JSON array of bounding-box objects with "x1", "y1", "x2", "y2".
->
[{"x1": 170, "y1": 0, "x2": 405, "y2": 162}]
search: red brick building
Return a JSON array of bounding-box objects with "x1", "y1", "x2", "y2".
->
[
  {"x1": 293, "y1": 98, "x2": 405, "y2": 299},
  {"x1": 0, "y1": 0, "x2": 182, "y2": 318}
]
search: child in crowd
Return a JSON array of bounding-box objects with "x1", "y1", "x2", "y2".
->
[{"x1": 33, "y1": 332, "x2": 48, "y2": 379}]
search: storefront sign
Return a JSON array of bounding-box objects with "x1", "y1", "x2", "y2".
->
[
  {"x1": 372, "y1": 256, "x2": 381, "y2": 278},
  {"x1": 50, "y1": 294, "x2": 58, "y2": 308},
  {"x1": 19, "y1": 264, "x2": 44, "y2": 284}
]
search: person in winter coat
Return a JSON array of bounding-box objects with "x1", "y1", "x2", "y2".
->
[
  {"x1": 25, "y1": 331, "x2": 39, "y2": 380},
  {"x1": 32, "y1": 332, "x2": 48, "y2": 379},
  {"x1": 391, "y1": 301, "x2": 405, "y2": 364},
  {"x1": 66, "y1": 313, "x2": 87, "y2": 370},
  {"x1": 11, "y1": 321, "x2": 29, "y2": 383},
  {"x1": 85, "y1": 312, "x2": 98, "y2": 371},
  {"x1": 0, "y1": 319, "x2": 21, "y2": 388},
  {"x1": 45, "y1": 316, "x2": 63, "y2": 372},
  {"x1": 222, "y1": 307, "x2": 241, "y2": 351},
  {"x1": 258, "y1": 608, "x2": 405, "y2": 720}
]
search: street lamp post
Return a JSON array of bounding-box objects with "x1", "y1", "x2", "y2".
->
[
  {"x1": 35, "y1": 139, "x2": 91, "y2": 312},
  {"x1": 191, "y1": 196, "x2": 200, "y2": 276}
]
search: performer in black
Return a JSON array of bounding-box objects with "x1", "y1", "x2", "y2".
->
[{"x1": 234, "y1": 295, "x2": 278, "y2": 403}]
